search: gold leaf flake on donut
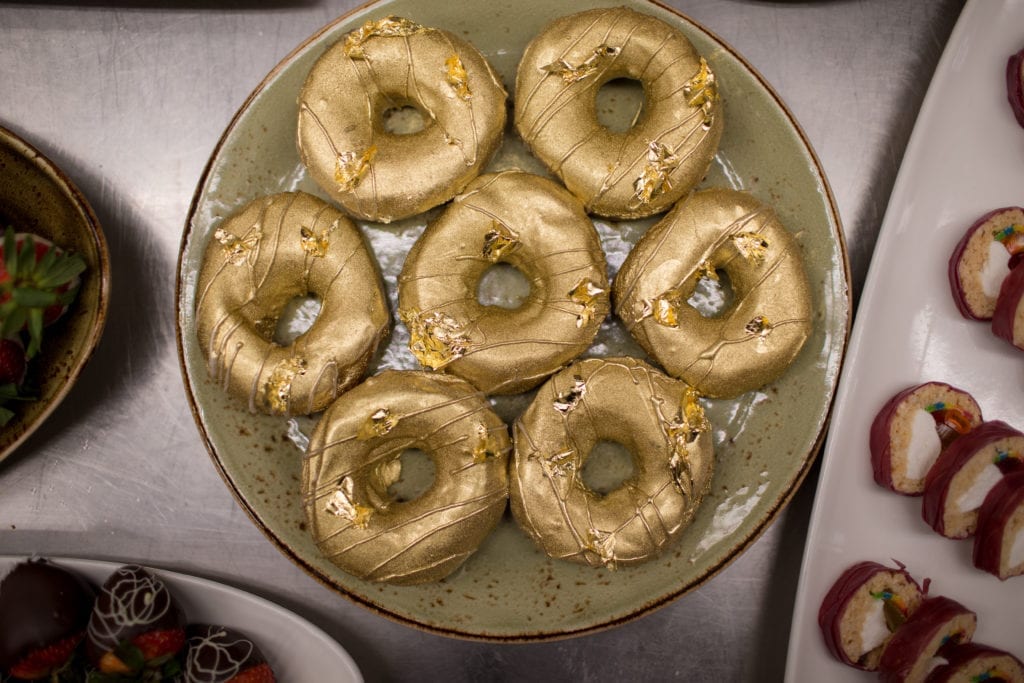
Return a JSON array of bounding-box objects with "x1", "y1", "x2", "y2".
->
[
  {"x1": 664, "y1": 388, "x2": 708, "y2": 495},
  {"x1": 471, "y1": 423, "x2": 501, "y2": 463},
  {"x1": 535, "y1": 448, "x2": 576, "y2": 479},
  {"x1": 400, "y1": 308, "x2": 470, "y2": 370},
  {"x1": 645, "y1": 286, "x2": 687, "y2": 328},
  {"x1": 745, "y1": 315, "x2": 774, "y2": 347},
  {"x1": 263, "y1": 356, "x2": 307, "y2": 414},
  {"x1": 683, "y1": 57, "x2": 719, "y2": 127},
  {"x1": 541, "y1": 44, "x2": 620, "y2": 84},
  {"x1": 343, "y1": 16, "x2": 425, "y2": 59},
  {"x1": 585, "y1": 528, "x2": 617, "y2": 569},
  {"x1": 214, "y1": 228, "x2": 259, "y2": 267},
  {"x1": 568, "y1": 278, "x2": 605, "y2": 328},
  {"x1": 481, "y1": 222, "x2": 520, "y2": 262},
  {"x1": 358, "y1": 408, "x2": 396, "y2": 440},
  {"x1": 553, "y1": 376, "x2": 587, "y2": 414},
  {"x1": 334, "y1": 146, "x2": 377, "y2": 192},
  {"x1": 325, "y1": 476, "x2": 373, "y2": 529},
  {"x1": 733, "y1": 231, "x2": 770, "y2": 264},
  {"x1": 445, "y1": 54, "x2": 472, "y2": 101},
  {"x1": 300, "y1": 224, "x2": 334, "y2": 257},
  {"x1": 633, "y1": 142, "x2": 680, "y2": 205}
]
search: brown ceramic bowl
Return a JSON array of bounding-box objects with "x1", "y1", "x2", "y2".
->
[{"x1": 0, "y1": 124, "x2": 110, "y2": 463}]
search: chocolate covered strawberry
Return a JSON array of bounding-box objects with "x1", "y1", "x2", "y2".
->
[
  {"x1": 0, "y1": 226, "x2": 86, "y2": 359},
  {"x1": 86, "y1": 565, "x2": 186, "y2": 680},
  {"x1": 0, "y1": 559, "x2": 95, "y2": 681},
  {"x1": 184, "y1": 625, "x2": 276, "y2": 683}
]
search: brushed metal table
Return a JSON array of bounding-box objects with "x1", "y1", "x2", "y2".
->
[{"x1": 0, "y1": 1, "x2": 964, "y2": 680}]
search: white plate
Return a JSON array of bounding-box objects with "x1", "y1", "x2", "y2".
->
[
  {"x1": 0, "y1": 557, "x2": 362, "y2": 682},
  {"x1": 785, "y1": 0, "x2": 1024, "y2": 679}
]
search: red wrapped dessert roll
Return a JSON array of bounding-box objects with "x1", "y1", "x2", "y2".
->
[
  {"x1": 948, "y1": 207, "x2": 1024, "y2": 321},
  {"x1": 877, "y1": 595, "x2": 977, "y2": 683},
  {"x1": 922, "y1": 421, "x2": 1024, "y2": 539},
  {"x1": 993, "y1": 263, "x2": 1024, "y2": 351},
  {"x1": 870, "y1": 382, "x2": 982, "y2": 495},
  {"x1": 973, "y1": 470, "x2": 1024, "y2": 580},
  {"x1": 1008, "y1": 46, "x2": 1024, "y2": 129},
  {"x1": 818, "y1": 560, "x2": 926, "y2": 671},
  {"x1": 925, "y1": 642, "x2": 1024, "y2": 682}
]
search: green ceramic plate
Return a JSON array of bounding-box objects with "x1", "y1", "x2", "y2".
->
[
  {"x1": 176, "y1": 0, "x2": 850, "y2": 639},
  {"x1": 0, "y1": 124, "x2": 110, "y2": 463}
]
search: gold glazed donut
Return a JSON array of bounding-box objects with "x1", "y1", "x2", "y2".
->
[
  {"x1": 302, "y1": 370, "x2": 510, "y2": 584},
  {"x1": 195, "y1": 191, "x2": 389, "y2": 416},
  {"x1": 397, "y1": 170, "x2": 610, "y2": 395},
  {"x1": 514, "y1": 6, "x2": 723, "y2": 219},
  {"x1": 510, "y1": 357, "x2": 715, "y2": 568},
  {"x1": 297, "y1": 16, "x2": 507, "y2": 223},
  {"x1": 613, "y1": 188, "x2": 812, "y2": 398}
]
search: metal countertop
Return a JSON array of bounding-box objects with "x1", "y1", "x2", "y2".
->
[{"x1": 0, "y1": 1, "x2": 965, "y2": 680}]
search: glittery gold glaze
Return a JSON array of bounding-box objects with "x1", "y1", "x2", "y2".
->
[
  {"x1": 510, "y1": 357, "x2": 715, "y2": 568},
  {"x1": 613, "y1": 188, "x2": 813, "y2": 398},
  {"x1": 303, "y1": 370, "x2": 510, "y2": 584},
  {"x1": 297, "y1": 16, "x2": 507, "y2": 223},
  {"x1": 514, "y1": 7, "x2": 723, "y2": 219},
  {"x1": 398, "y1": 170, "x2": 610, "y2": 395},
  {"x1": 195, "y1": 192, "x2": 389, "y2": 415}
]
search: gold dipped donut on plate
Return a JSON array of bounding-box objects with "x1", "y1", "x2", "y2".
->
[
  {"x1": 302, "y1": 370, "x2": 510, "y2": 585},
  {"x1": 510, "y1": 356, "x2": 715, "y2": 568},
  {"x1": 613, "y1": 187, "x2": 813, "y2": 399},
  {"x1": 297, "y1": 16, "x2": 507, "y2": 224},
  {"x1": 195, "y1": 191, "x2": 389, "y2": 416},
  {"x1": 397, "y1": 170, "x2": 610, "y2": 395},
  {"x1": 514, "y1": 6, "x2": 723, "y2": 220}
]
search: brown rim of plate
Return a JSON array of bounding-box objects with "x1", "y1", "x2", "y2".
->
[
  {"x1": 0, "y1": 123, "x2": 111, "y2": 464},
  {"x1": 174, "y1": 0, "x2": 851, "y2": 641}
]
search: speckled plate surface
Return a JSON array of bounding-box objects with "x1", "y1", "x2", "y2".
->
[
  {"x1": 0, "y1": 124, "x2": 109, "y2": 464},
  {"x1": 176, "y1": 0, "x2": 850, "y2": 639}
]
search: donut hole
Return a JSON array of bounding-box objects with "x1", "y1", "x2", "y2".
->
[
  {"x1": 687, "y1": 269, "x2": 735, "y2": 318},
  {"x1": 477, "y1": 263, "x2": 531, "y2": 309},
  {"x1": 580, "y1": 440, "x2": 637, "y2": 496},
  {"x1": 595, "y1": 78, "x2": 646, "y2": 133},
  {"x1": 273, "y1": 294, "x2": 322, "y2": 344},
  {"x1": 385, "y1": 448, "x2": 436, "y2": 503},
  {"x1": 381, "y1": 103, "x2": 428, "y2": 136}
]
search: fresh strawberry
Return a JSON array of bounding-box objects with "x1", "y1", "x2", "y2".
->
[
  {"x1": 131, "y1": 629, "x2": 185, "y2": 664},
  {"x1": 229, "y1": 662, "x2": 277, "y2": 683},
  {"x1": 0, "y1": 226, "x2": 86, "y2": 358},
  {"x1": 6, "y1": 632, "x2": 83, "y2": 680}
]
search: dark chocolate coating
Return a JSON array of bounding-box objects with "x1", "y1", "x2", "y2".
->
[
  {"x1": 86, "y1": 564, "x2": 185, "y2": 663},
  {"x1": 0, "y1": 559, "x2": 95, "y2": 671},
  {"x1": 184, "y1": 624, "x2": 269, "y2": 683}
]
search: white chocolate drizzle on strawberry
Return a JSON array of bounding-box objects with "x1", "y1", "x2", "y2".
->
[
  {"x1": 86, "y1": 565, "x2": 175, "y2": 652},
  {"x1": 185, "y1": 627, "x2": 256, "y2": 681}
]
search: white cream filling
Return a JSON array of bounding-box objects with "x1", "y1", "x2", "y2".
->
[
  {"x1": 982, "y1": 239, "x2": 1011, "y2": 298},
  {"x1": 907, "y1": 410, "x2": 942, "y2": 480},
  {"x1": 1011, "y1": 525, "x2": 1024, "y2": 568},
  {"x1": 859, "y1": 599, "x2": 889, "y2": 656},
  {"x1": 956, "y1": 463, "x2": 1003, "y2": 512}
]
